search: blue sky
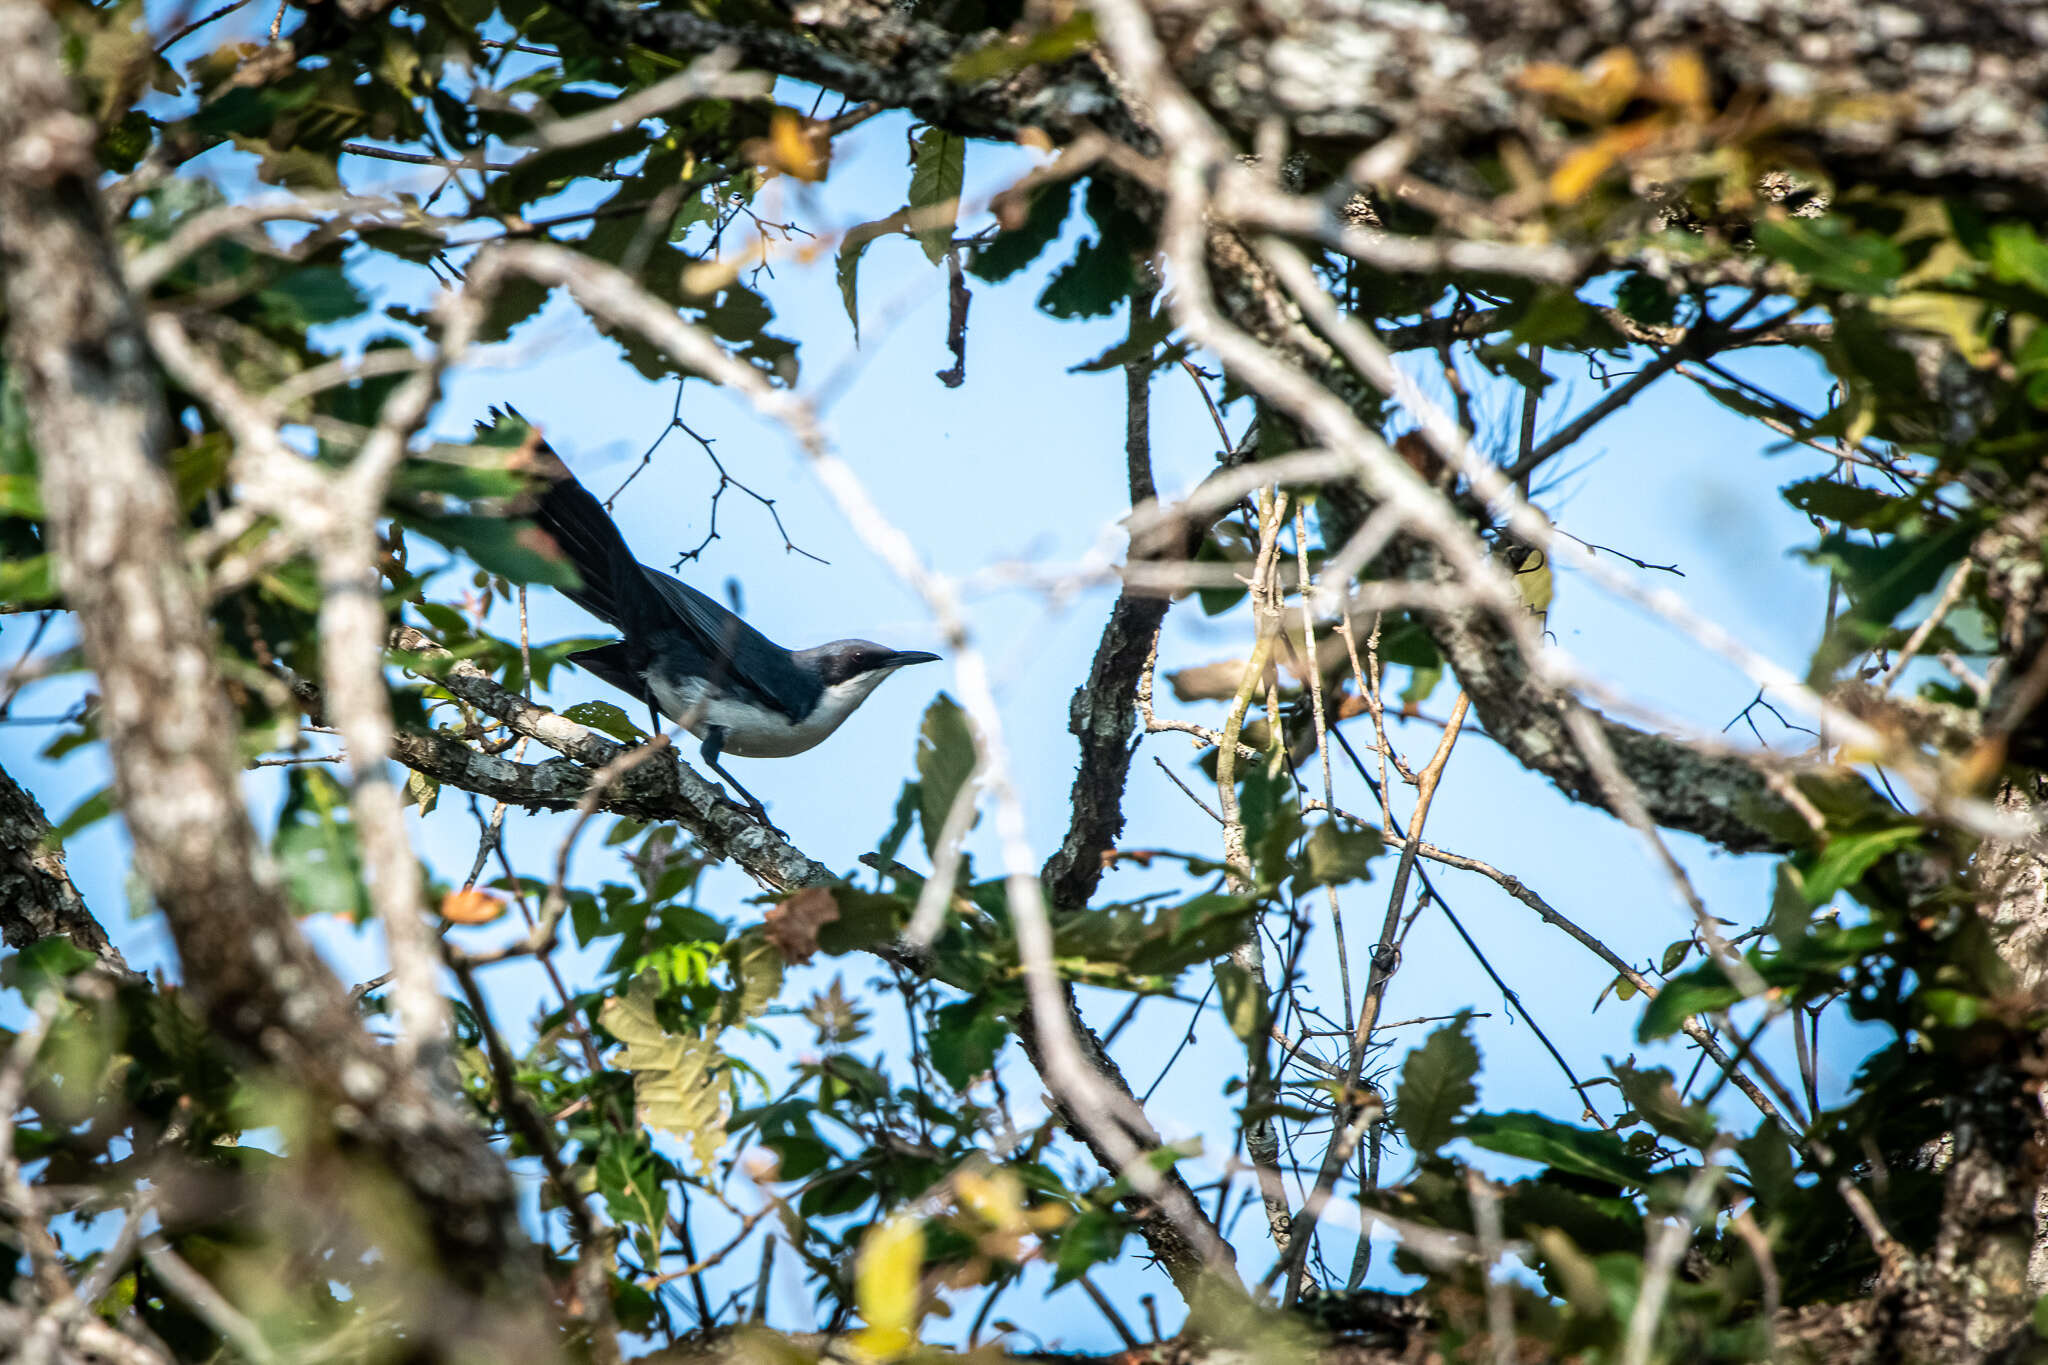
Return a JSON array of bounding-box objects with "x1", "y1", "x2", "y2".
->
[{"x1": 0, "y1": 9, "x2": 1887, "y2": 1349}]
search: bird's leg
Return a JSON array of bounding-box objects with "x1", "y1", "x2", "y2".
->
[{"x1": 699, "y1": 725, "x2": 781, "y2": 834}]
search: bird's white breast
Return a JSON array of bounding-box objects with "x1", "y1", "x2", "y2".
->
[{"x1": 647, "y1": 670, "x2": 899, "y2": 758}]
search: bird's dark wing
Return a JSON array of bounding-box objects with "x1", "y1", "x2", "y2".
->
[
  {"x1": 567, "y1": 643, "x2": 654, "y2": 710},
  {"x1": 637, "y1": 568, "x2": 822, "y2": 721}
]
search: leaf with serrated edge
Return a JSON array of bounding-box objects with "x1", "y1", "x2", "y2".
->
[
  {"x1": 1395, "y1": 1010, "x2": 1479, "y2": 1157},
  {"x1": 601, "y1": 974, "x2": 729, "y2": 1176},
  {"x1": 908, "y1": 128, "x2": 965, "y2": 264}
]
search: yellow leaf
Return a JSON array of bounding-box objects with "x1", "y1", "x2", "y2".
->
[
  {"x1": 599, "y1": 975, "x2": 730, "y2": 1175},
  {"x1": 770, "y1": 110, "x2": 829, "y2": 182},
  {"x1": 1654, "y1": 48, "x2": 1711, "y2": 113},
  {"x1": 1583, "y1": 48, "x2": 1643, "y2": 121},
  {"x1": 955, "y1": 1169, "x2": 1027, "y2": 1233},
  {"x1": 1549, "y1": 140, "x2": 1619, "y2": 204},
  {"x1": 1868, "y1": 290, "x2": 1994, "y2": 368},
  {"x1": 850, "y1": 1216, "x2": 925, "y2": 1361}
]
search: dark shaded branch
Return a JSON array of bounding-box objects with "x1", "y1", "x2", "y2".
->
[
  {"x1": 1040, "y1": 287, "x2": 1183, "y2": 913},
  {"x1": 1380, "y1": 305, "x2": 1832, "y2": 355},
  {"x1": 0, "y1": 4, "x2": 542, "y2": 1339},
  {"x1": 551, "y1": 0, "x2": 1150, "y2": 150},
  {"x1": 0, "y1": 759, "x2": 135, "y2": 981}
]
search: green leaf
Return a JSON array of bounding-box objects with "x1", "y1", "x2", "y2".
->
[
  {"x1": 908, "y1": 128, "x2": 965, "y2": 265},
  {"x1": 404, "y1": 512, "x2": 582, "y2": 588},
  {"x1": 0, "y1": 553, "x2": 55, "y2": 608},
  {"x1": 1659, "y1": 939, "x2": 1692, "y2": 975},
  {"x1": 600, "y1": 973, "x2": 729, "y2": 1176},
  {"x1": 915, "y1": 694, "x2": 977, "y2": 858},
  {"x1": 1037, "y1": 177, "x2": 1143, "y2": 320},
  {"x1": 1989, "y1": 223, "x2": 2048, "y2": 297},
  {"x1": 1051, "y1": 1207, "x2": 1125, "y2": 1287},
  {"x1": 594, "y1": 1137, "x2": 672, "y2": 1254},
  {"x1": 1781, "y1": 477, "x2": 1897, "y2": 527},
  {"x1": 717, "y1": 933, "x2": 783, "y2": 1030},
  {"x1": 1289, "y1": 819, "x2": 1383, "y2": 896},
  {"x1": 0, "y1": 474, "x2": 43, "y2": 519},
  {"x1": 404, "y1": 768, "x2": 439, "y2": 815},
  {"x1": 253, "y1": 266, "x2": 366, "y2": 332},
  {"x1": 52, "y1": 786, "x2": 113, "y2": 843},
  {"x1": 929, "y1": 992, "x2": 1014, "y2": 1088},
  {"x1": 970, "y1": 177, "x2": 1076, "y2": 284},
  {"x1": 1736, "y1": 1122, "x2": 1796, "y2": 1212},
  {"x1": 1394, "y1": 1011, "x2": 1479, "y2": 1158},
  {"x1": 948, "y1": 12, "x2": 1096, "y2": 83},
  {"x1": 1918, "y1": 987, "x2": 1984, "y2": 1029},
  {"x1": 1754, "y1": 216, "x2": 1905, "y2": 295},
  {"x1": 1767, "y1": 863, "x2": 1812, "y2": 946},
  {"x1": 1400, "y1": 660, "x2": 1444, "y2": 707},
  {"x1": 2, "y1": 935, "x2": 99, "y2": 999},
  {"x1": 1613, "y1": 272, "x2": 1677, "y2": 327},
  {"x1": 1512, "y1": 289, "x2": 1599, "y2": 347},
  {"x1": 1212, "y1": 959, "x2": 1264, "y2": 1042},
  {"x1": 562, "y1": 700, "x2": 647, "y2": 744},
  {"x1": 1067, "y1": 307, "x2": 1181, "y2": 374},
  {"x1": 1039, "y1": 234, "x2": 1137, "y2": 319},
  {"x1": 1052, "y1": 891, "x2": 1254, "y2": 982},
  {"x1": 814, "y1": 887, "x2": 911, "y2": 957},
  {"x1": 1460, "y1": 1111, "x2": 1652, "y2": 1188},
  {"x1": 392, "y1": 453, "x2": 526, "y2": 503},
  {"x1": 1636, "y1": 961, "x2": 1742, "y2": 1041},
  {"x1": 272, "y1": 768, "x2": 370, "y2": 921},
  {"x1": 1805, "y1": 517, "x2": 1980, "y2": 682},
  {"x1": 1800, "y1": 825, "x2": 1924, "y2": 905},
  {"x1": 1613, "y1": 1062, "x2": 1718, "y2": 1149}
]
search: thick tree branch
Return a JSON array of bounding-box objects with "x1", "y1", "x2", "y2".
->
[
  {"x1": 552, "y1": 0, "x2": 1149, "y2": 150},
  {"x1": 1040, "y1": 288, "x2": 1190, "y2": 914},
  {"x1": 0, "y1": 3, "x2": 543, "y2": 1342},
  {"x1": 1380, "y1": 306, "x2": 1833, "y2": 355},
  {"x1": 0, "y1": 759, "x2": 135, "y2": 981}
]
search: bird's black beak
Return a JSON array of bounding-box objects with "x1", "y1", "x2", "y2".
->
[{"x1": 881, "y1": 650, "x2": 941, "y2": 669}]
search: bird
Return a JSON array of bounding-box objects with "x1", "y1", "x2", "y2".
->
[{"x1": 512, "y1": 432, "x2": 939, "y2": 826}]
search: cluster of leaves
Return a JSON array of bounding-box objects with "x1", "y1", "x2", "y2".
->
[{"x1": 18, "y1": 0, "x2": 2048, "y2": 1359}]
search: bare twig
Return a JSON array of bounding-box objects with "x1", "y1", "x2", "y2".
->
[{"x1": 141, "y1": 1237, "x2": 278, "y2": 1365}]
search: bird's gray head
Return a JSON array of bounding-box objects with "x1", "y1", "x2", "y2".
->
[
  {"x1": 788, "y1": 640, "x2": 940, "y2": 737},
  {"x1": 800, "y1": 640, "x2": 942, "y2": 687}
]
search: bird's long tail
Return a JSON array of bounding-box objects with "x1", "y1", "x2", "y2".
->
[{"x1": 514, "y1": 435, "x2": 641, "y2": 631}]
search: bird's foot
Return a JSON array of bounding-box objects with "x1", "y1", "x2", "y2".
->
[{"x1": 726, "y1": 790, "x2": 785, "y2": 838}]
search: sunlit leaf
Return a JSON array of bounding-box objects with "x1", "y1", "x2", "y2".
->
[
  {"x1": 908, "y1": 128, "x2": 965, "y2": 265},
  {"x1": 851, "y1": 1215, "x2": 925, "y2": 1360},
  {"x1": 600, "y1": 974, "x2": 729, "y2": 1176}
]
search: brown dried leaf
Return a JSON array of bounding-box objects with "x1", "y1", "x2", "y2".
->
[{"x1": 764, "y1": 886, "x2": 839, "y2": 964}]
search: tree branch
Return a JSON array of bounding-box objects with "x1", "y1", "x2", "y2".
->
[
  {"x1": 0, "y1": 4, "x2": 543, "y2": 1340},
  {"x1": 0, "y1": 759, "x2": 136, "y2": 981}
]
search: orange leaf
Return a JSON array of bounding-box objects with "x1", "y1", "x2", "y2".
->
[
  {"x1": 440, "y1": 887, "x2": 506, "y2": 925},
  {"x1": 764, "y1": 886, "x2": 840, "y2": 964}
]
